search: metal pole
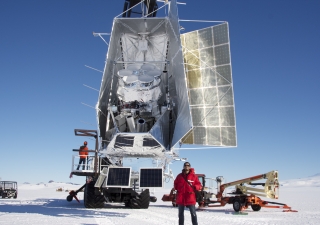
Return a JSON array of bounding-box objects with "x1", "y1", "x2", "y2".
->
[{"x1": 94, "y1": 134, "x2": 99, "y2": 174}]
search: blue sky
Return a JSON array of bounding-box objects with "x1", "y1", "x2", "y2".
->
[{"x1": 1, "y1": 0, "x2": 319, "y2": 185}]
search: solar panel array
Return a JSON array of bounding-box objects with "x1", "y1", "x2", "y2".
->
[
  {"x1": 139, "y1": 168, "x2": 163, "y2": 188},
  {"x1": 180, "y1": 23, "x2": 237, "y2": 147},
  {"x1": 106, "y1": 167, "x2": 131, "y2": 187}
]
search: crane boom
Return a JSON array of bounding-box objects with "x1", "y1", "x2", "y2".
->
[{"x1": 216, "y1": 170, "x2": 279, "y2": 199}]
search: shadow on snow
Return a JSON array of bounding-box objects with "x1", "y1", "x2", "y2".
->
[
  {"x1": 151, "y1": 204, "x2": 233, "y2": 213},
  {"x1": 0, "y1": 198, "x2": 129, "y2": 218}
]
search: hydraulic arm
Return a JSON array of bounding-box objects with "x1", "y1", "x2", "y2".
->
[
  {"x1": 216, "y1": 170, "x2": 279, "y2": 199},
  {"x1": 162, "y1": 170, "x2": 297, "y2": 212}
]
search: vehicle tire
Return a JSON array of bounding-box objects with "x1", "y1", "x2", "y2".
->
[
  {"x1": 130, "y1": 189, "x2": 150, "y2": 209},
  {"x1": 13, "y1": 193, "x2": 17, "y2": 199},
  {"x1": 251, "y1": 204, "x2": 261, "y2": 211},
  {"x1": 233, "y1": 198, "x2": 242, "y2": 212},
  {"x1": 84, "y1": 181, "x2": 105, "y2": 208}
]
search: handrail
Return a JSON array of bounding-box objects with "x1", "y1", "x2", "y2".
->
[
  {"x1": 71, "y1": 155, "x2": 97, "y2": 172},
  {"x1": 72, "y1": 149, "x2": 96, "y2": 153}
]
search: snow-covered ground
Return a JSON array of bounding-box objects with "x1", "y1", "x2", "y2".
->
[{"x1": 1, "y1": 175, "x2": 320, "y2": 225}]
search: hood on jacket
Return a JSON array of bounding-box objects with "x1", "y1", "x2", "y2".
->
[{"x1": 181, "y1": 168, "x2": 195, "y2": 174}]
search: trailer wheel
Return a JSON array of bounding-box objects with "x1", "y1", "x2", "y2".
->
[
  {"x1": 233, "y1": 199, "x2": 242, "y2": 212},
  {"x1": 251, "y1": 204, "x2": 261, "y2": 211},
  {"x1": 130, "y1": 189, "x2": 150, "y2": 209},
  {"x1": 84, "y1": 181, "x2": 105, "y2": 208}
]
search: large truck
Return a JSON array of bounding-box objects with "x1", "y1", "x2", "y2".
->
[
  {"x1": 68, "y1": 0, "x2": 236, "y2": 209},
  {"x1": 0, "y1": 181, "x2": 18, "y2": 199}
]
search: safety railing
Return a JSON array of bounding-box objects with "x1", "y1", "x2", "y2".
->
[{"x1": 71, "y1": 155, "x2": 96, "y2": 172}]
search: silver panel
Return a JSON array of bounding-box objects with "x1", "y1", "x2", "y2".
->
[
  {"x1": 216, "y1": 65, "x2": 232, "y2": 85},
  {"x1": 97, "y1": 17, "x2": 169, "y2": 149},
  {"x1": 198, "y1": 28, "x2": 213, "y2": 48},
  {"x1": 184, "y1": 31, "x2": 198, "y2": 51},
  {"x1": 191, "y1": 107, "x2": 205, "y2": 127},
  {"x1": 220, "y1": 107, "x2": 236, "y2": 126},
  {"x1": 193, "y1": 127, "x2": 206, "y2": 145},
  {"x1": 200, "y1": 47, "x2": 214, "y2": 67},
  {"x1": 168, "y1": 0, "x2": 193, "y2": 147},
  {"x1": 149, "y1": 110, "x2": 170, "y2": 149},
  {"x1": 201, "y1": 68, "x2": 216, "y2": 87},
  {"x1": 97, "y1": 0, "x2": 192, "y2": 152},
  {"x1": 204, "y1": 88, "x2": 218, "y2": 105},
  {"x1": 215, "y1": 44, "x2": 230, "y2": 65},
  {"x1": 181, "y1": 23, "x2": 237, "y2": 147},
  {"x1": 213, "y1": 24, "x2": 229, "y2": 45},
  {"x1": 206, "y1": 127, "x2": 221, "y2": 145},
  {"x1": 205, "y1": 107, "x2": 219, "y2": 126},
  {"x1": 218, "y1": 86, "x2": 234, "y2": 106},
  {"x1": 221, "y1": 127, "x2": 236, "y2": 146},
  {"x1": 189, "y1": 89, "x2": 204, "y2": 105}
]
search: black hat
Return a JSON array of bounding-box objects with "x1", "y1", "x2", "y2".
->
[{"x1": 183, "y1": 162, "x2": 191, "y2": 167}]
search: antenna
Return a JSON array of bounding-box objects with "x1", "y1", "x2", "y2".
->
[
  {"x1": 179, "y1": 19, "x2": 227, "y2": 23},
  {"x1": 85, "y1": 65, "x2": 103, "y2": 73},
  {"x1": 83, "y1": 84, "x2": 99, "y2": 92},
  {"x1": 81, "y1": 102, "x2": 95, "y2": 109},
  {"x1": 81, "y1": 102, "x2": 107, "y2": 118},
  {"x1": 157, "y1": 0, "x2": 186, "y2": 5},
  {"x1": 93, "y1": 32, "x2": 110, "y2": 45}
]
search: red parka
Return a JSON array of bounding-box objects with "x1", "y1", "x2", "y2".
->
[{"x1": 174, "y1": 168, "x2": 202, "y2": 206}]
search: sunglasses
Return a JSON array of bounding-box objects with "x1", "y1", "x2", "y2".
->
[{"x1": 184, "y1": 164, "x2": 190, "y2": 167}]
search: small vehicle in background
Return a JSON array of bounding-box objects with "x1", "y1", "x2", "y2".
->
[{"x1": 0, "y1": 181, "x2": 18, "y2": 199}]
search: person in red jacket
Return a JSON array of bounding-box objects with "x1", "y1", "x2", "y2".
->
[
  {"x1": 76, "y1": 141, "x2": 88, "y2": 170},
  {"x1": 173, "y1": 162, "x2": 202, "y2": 225}
]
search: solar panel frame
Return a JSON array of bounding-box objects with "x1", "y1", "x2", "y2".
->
[
  {"x1": 139, "y1": 168, "x2": 163, "y2": 188},
  {"x1": 181, "y1": 23, "x2": 237, "y2": 147},
  {"x1": 105, "y1": 167, "x2": 132, "y2": 188}
]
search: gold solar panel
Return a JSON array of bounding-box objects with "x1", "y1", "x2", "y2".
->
[{"x1": 180, "y1": 23, "x2": 237, "y2": 147}]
